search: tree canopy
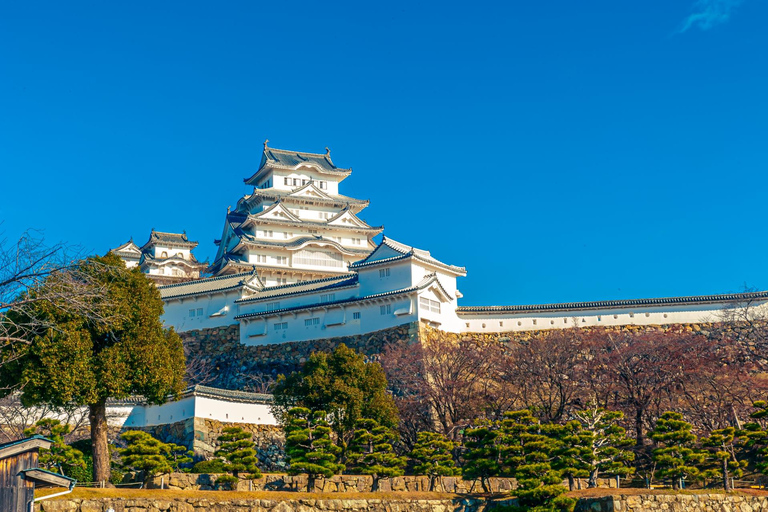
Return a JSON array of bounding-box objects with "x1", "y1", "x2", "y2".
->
[
  {"x1": 0, "y1": 252, "x2": 186, "y2": 483},
  {"x1": 273, "y1": 343, "x2": 398, "y2": 450}
]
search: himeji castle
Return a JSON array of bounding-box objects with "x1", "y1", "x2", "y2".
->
[{"x1": 114, "y1": 142, "x2": 768, "y2": 345}]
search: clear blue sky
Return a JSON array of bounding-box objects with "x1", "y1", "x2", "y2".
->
[{"x1": 1, "y1": 1, "x2": 767, "y2": 306}]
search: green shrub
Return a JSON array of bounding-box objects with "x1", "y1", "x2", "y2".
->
[
  {"x1": 215, "y1": 473, "x2": 239, "y2": 490},
  {"x1": 191, "y1": 459, "x2": 226, "y2": 474}
]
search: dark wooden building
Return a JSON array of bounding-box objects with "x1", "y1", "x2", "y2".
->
[{"x1": 0, "y1": 435, "x2": 76, "y2": 512}]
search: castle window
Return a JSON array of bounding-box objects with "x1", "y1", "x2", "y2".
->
[
  {"x1": 265, "y1": 302, "x2": 280, "y2": 311},
  {"x1": 320, "y1": 293, "x2": 335, "y2": 303},
  {"x1": 284, "y1": 177, "x2": 291, "y2": 185},
  {"x1": 380, "y1": 304, "x2": 392, "y2": 315},
  {"x1": 305, "y1": 318, "x2": 320, "y2": 326},
  {"x1": 352, "y1": 238, "x2": 361, "y2": 245},
  {"x1": 275, "y1": 256, "x2": 287, "y2": 265},
  {"x1": 302, "y1": 179, "x2": 308, "y2": 185},
  {"x1": 273, "y1": 322, "x2": 288, "y2": 331},
  {"x1": 189, "y1": 309, "x2": 195, "y2": 317},
  {"x1": 499, "y1": 321, "x2": 503, "y2": 327},
  {"x1": 532, "y1": 319, "x2": 537, "y2": 325},
  {"x1": 379, "y1": 268, "x2": 390, "y2": 278},
  {"x1": 466, "y1": 322, "x2": 470, "y2": 328},
  {"x1": 419, "y1": 297, "x2": 441, "y2": 313},
  {"x1": 564, "y1": 318, "x2": 567, "y2": 324},
  {"x1": 293, "y1": 178, "x2": 300, "y2": 186},
  {"x1": 353, "y1": 312, "x2": 361, "y2": 320},
  {"x1": 319, "y1": 181, "x2": 327, "y2": 189},
  {"x1": 161, "y1": 251, "x2": 168, "y2": 258},
  {"x1": 197, "y1": 308, "x2": 203, "y2": 316}
]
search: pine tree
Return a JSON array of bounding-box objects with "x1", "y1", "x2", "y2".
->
[
  {"x1": 214, "y1": 426, "x2": 263, "y2": 483},
  {"x1": 701, "y1": 427, "x2": 747, "y2": 491},
  {"x1": 463, "y1": 419, "x2": 503, "y2": 493},
  {"x1": 24, "y1": 418, "x2": 86, "y2": 477},
  {"x1": 739, "y1": 401, "x2": 768, "y2": 481},
  {"x1": 563, "y1": 406, "x2": 635, "y2": 488},
  {"x1": 119, "y1": 431, "x2": 174, "y2": 479},
  {"x1": 500, "y1": 410, "x2": 575, "y2": 512},
  {"x1": 648, "y1": 412, "x2": 706, "y2": 489},
  {"x1": 347, "y1": 418, "x2": 406, "y2": 490},
  {"x1": 410, "y1": 431, "x2": 461, "y2": 492},
  {"x1": 285, "y1": 407, "x2": 344, "y2": 492}
]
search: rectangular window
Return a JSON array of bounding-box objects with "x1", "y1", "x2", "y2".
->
[
  {"x1": 273, "y1": 322, "x2": 288, "y2": 331},
  {"x1": 305, "y1": 317, "x2": 320, "y2": 326},
  {"x1": 284, "y1": 177, "x2": 291, "y2": 186},
  {"x1": 265, "y1": 302, "x2": 280, "y2": 311},
  {"x1": 293, "y1": 178, "x2": 300, "y2": 186},
  {"x1": 189, "y1": 309, "x2": 195, "y2": 317},
  {"x1": 284, "y1": 232, "x2": 289, "y2": 239},
  {"x1": 380, "y1": 304, "x2": 392, "y2": 315},
  {"x1": 319, "y1": 181, "x2": 327, "y2": 189},
  {"x1": 196, "y1": 308, "x2": 203, "y2": 316},
  {"x1": 320, "y1": 293, "x2": 335, "y2": 303},
  {"x1": 379, "y1": 268, "x2": 390, "y2": 278},
  {"x1": 255, "y1": 254, "x2": 267, "y2": 263},
  {"x1": 352, "y1": 312, "x2": 361, "y2": 320},
  {"x1": 419, "y1": 297, "x2": 441, "y2": 313},
  {"x1": 275, "y1": 256, "x2": 287, "y2": 265},
  {"x1": 352, "y1": 238, "x2": 361, "y2": 245}
]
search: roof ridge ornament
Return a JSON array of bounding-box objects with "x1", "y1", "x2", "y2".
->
[{"x1": 263, "y1": 139, "x2": 269, "y2": 150}]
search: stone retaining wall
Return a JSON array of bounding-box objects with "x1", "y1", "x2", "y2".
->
[
  {"x1": 37, "y1": 494, "x2": 768, "y2": 512},
  {"x1": 181, "y1": 323, "x2": 418, "y2": 389},
  {"x1": 141, "y1": 419, "x2": 285, "y2": 471},
  {"x1": 143, "y1": 473, "x2": 617, "y2": 493},
  {"x1": 574, "y1": 493, "x2": 768, "y2": 512},
  {"x1": 38, "y1": 496, "x2": 486, "y2": 512}
]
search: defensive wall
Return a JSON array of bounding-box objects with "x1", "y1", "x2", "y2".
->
[{"x1": 35, "y1": 493, "x2": 768, "y2": 512}]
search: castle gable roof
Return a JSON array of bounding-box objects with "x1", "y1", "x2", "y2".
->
[
  {"x1": 245, "y1": 145, "x2": 352, "y2": 185},
  {"x1": 112, "y1": 240, "x2": 141, "y2": 258},
  {"x1": 141, "y1": 230, "x2": 198, "y2": 251},
  {"x1": 236, "y1": 274, "x2": 359, "y2": 304},
  {"x1": 350, "y1": 237, "x2": 467, "y2": 276},
  {"x1": 159, "y1": 270, "x2": 263, "y2": 300}
]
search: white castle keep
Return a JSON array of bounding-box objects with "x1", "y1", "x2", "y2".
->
[{"x1": 115, "y1": 142, "x2": 768, "y2": 344}]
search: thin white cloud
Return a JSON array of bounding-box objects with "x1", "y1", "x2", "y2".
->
[{"x1": 678, "y1": 0, "x2": 746, "y2": 32}]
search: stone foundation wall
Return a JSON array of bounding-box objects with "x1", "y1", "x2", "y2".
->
[
  {"x1": 38, "y1": 497, "x2": 486, "y2": 512},
  {"x1": 574, "y1": 493, "x2": 768, "y2": 512},
  {"x1": 143, "y1": 473, "x2": 617, "y2": 493},
  {"x1": 181, "y1": 323, "x2": 418, "y2": 389},
  {"x1": 140, "y1": 419, "x2": 285, "y2": 471}
]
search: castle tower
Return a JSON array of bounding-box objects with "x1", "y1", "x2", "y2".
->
[
  {"x1": 139, "y1": 230, "x2": 207, "y2": 285},
  {"x1": 208, "y1": 142, "x2": 382, "y2": 285}
]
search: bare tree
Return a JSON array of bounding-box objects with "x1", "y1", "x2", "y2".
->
[
  {"x1": 0, "y1": 394, "x2": 89, "y2": 444},
  {"x1": 0, "y1": 229, "x2": 110, "y2": 377}
]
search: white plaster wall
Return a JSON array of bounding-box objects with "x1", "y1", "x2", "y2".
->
[
  {"x1": 123, "y1": 396, "x2": 195, "y2": 427},
  {"x1": 195, "y1": 396, "x2": 276, "y2": 425},
  {"x1": 357, "y1": 261, "x2": 412, "y2": 296},
  {"x1": 241, "y1": 293, "x2": 418, "y2": 345},
  {"x1": 162, "y1": 290, "x2": 241, "y2": 331},
  {"x1": 456, "y1": 301, "x2": 768, "y2": 333}
]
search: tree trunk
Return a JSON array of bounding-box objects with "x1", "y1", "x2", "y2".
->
[
  {"x1": 588, "y1": 469, "x2": 599, "y2": 488},
  {"x1": 89, "y1": 400, "x2": 111, "y2": 485},
  {"x1": 635, "y1": 407, "x2": 644, "y2": 446},
  {"x1": 429, "y1": 475, "x2": 436, "y2": 492},
  {"x1": 308, "y1": 474, "x2": 316, "y2": 493},
  {"x1": 723, "y1": 459, "x2": 731, "y2": 491},
  {"x1": 567, "y1": 474, "x2": 575, "y2": 491},
  {"x1": 372, "y1": 474, "x2": 379, "y2": 492}
]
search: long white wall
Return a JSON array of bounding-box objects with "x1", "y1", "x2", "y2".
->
[
  {"x1": 163, "y1": 289, "x2": 242, "y2": 331},
  {"x1": 121, "y1": 395, "x2": 276, "y2": 428}
]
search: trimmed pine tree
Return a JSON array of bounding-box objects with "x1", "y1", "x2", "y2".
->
[
  {"x1": 701, "y1": 427, "x2": 747, "y2": 491},
  {"x1": 648, "y1": 412, "x2": 706, "y2": 489},
  {"x1": 410, "y1": 431, "x2": 461, "y2": 492},
  {"x1": 463, "y1": 419, "x2": 502, "y2": 493},
  {"x1": 214, "y1": 426, "x2": 262, "y2": 489},
  {"x1": 347, "y1": 418, "x2": 406, "y2": 490},
  {"x1": 285, "y1": 407, "x2": 345, "y2": 492},
  {"x1": 500, "y1": 410, "x2": 575, "y2": 512},
  {"x1": 119, "y1": 431, "x2": 175, "y2": 479},
  {"x1": 24, "y1": 418, "x2": 86, "y2": 478}
]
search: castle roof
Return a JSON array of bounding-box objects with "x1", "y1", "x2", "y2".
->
[
  {"x1": 236, "y1": 274, "x2": 359, "y2": 304},
  {"x1": 158, "y1": 270, "x2": 263, "y2": 300},
  {"x1": 234, "y1": 235, "x2": 371, "y2": 256},
  {"x1": 141, "y1": 230, "x2": 198, "y2": 250},
  {"x1": 350, "y1": 237, "x2": 467, "y2": 276},
  {"x1": 235, "y1": 272, "x2": 444, "y2": 320},
  {"x1": 245, "y1": 144, "x2": 352, "y2": 185},
  {"x1": 111, "y1": 240, "x2": 141, "y2": 260},
  {"x1": 456, "y1": 290, "x2": 768, "y2": 315},
  {"x1": 238, "y1": 187, "x2": 369, "y2": 211}
]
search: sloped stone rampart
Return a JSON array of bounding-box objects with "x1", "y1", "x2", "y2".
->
[{"x1": 180, "y1": 323, "x2": 418, "y2": 389}]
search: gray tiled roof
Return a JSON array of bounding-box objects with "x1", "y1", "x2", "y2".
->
[
  {"x1": 456, "y1": 290, "x2": 768, "y2": 315},
  {"x1": 239, "y1": 188, "x2": 369, "y2": 211},
  {"x1": 158, "y1": 270, "x2": 262, "y2": 300},
  {"x1": 108, "y1": 385, "x2": 273, "y2": 406},
  {"x1": 141, "y1": 230, "x2": 198, "y2": 250},
  {"x1": 350, "y1": 237, "x2": 467, "y2": 276},
  {"x1": 262, "y1": 146, "x2": 350, "y2": 173},
  {"x1": 237, "y1": 235, "x2": 371, "y2": 255},
  {"x1": 236, "y1": 274, "x2": 359, "y2": 304},
  {"x1": 234, "y1": 272, "x2": 444, "y2": 320}
]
